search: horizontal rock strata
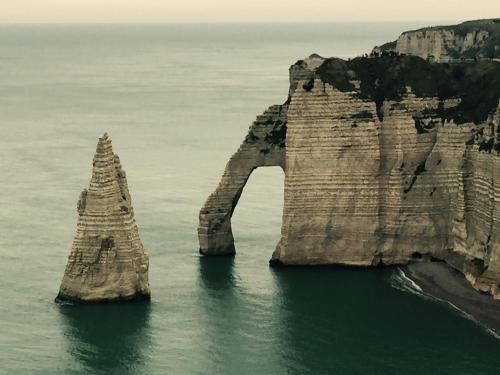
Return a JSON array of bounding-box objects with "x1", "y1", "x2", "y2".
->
[
  {"x1": 199, "y1": 53, "x2": 500, "y2": 299},
  {"x1": 198, "y1": 104, "x2": 287, "y2": 255},
  {"x1": 373, "y1": 18, "x2": 499, "y2": 62},
  {"x1": 56, "y1": 133, "x2": 150, "y2": 303}
]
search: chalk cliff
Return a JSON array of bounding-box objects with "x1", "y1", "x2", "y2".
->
[
  {"x1": 199, "y1": 54, "x2": 500, "y2": 298},
  {"x1": 56, "y1": 133, "x2": 150, "y2": 303},
  {"x1": 373, "y1": 19, "x2": 499, "y2": 62}
]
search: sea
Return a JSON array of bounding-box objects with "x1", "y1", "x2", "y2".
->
[{"x1": 1, "y1": 22, "x2": 500, "y2": 374}]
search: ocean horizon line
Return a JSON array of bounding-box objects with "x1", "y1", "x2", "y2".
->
[{"x1": 0, "y1": 19, "x2": 462, "y2": 26}]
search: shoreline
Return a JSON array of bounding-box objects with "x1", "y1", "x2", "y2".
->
[{"x1": 401, "y1": 261, "x2": 500, "y2": 335}]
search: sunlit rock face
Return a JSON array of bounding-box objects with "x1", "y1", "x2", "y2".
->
[
  {"x1": 373, "y1": 19, "x2": 500, "y2": 62},
  {"x1": 199, "y1": 52, "x2": 500, "y2": 299},
  {"x1": 56, "y1": 133, "x2": 150, "y2": 303}
]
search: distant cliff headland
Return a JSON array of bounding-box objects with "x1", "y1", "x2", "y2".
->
[
  {"x1": 373, "y1": 18, "x2": 500, "y2": 62},
  {"x1": 199, "y1": 19, "x2": 500, "y2": 300}
]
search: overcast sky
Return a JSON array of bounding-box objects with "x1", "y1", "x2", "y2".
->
[{"x1": 0, "y1": 0, "x2": 498, "y2": 23}]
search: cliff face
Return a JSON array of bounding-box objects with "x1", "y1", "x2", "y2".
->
[
  {"x1": 57, "y1": 133, "x2": 150, "y2": 303},
  {"x1": 374, "y1": 19, "x2": 500, "y2": 61},
  {"x1": 199, "y1": 54, "x2": 500, "y2": 298}
]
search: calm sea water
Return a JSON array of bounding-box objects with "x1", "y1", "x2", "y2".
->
[{"x1": 1, "y1": 23, "x2": 500, "y2": 374}]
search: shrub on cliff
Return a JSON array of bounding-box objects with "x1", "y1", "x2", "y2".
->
[{"x1": 315, "y1": 55, "x2": 500, "y2": 124}]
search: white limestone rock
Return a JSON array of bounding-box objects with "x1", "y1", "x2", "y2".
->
[
  {"x1": 373, "y1": 19, "x2": 499, "y2": 62},
  {"x1": 56, "y1": 133, "x2": 150, "y2": 303},
  {"x1": 199, "y1": 54, "x2": 500, "y2": 300}
]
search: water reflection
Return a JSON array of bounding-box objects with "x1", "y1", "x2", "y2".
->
[
  {"x1": 197, "y1": 256, "x2": 248, "y2": 373},
  {"x1": 58, "y1": 302, "x2": 152, "y2": 374},
  {"x1": 198, "y1": 256, "x2": 236, "y2": 291},
  {"x1": 270, "y1": 267, "x2": 340, "y2": 374},
  {"x1": 270, "y1": 267, "x2": 392, "y2": 374},
  {"x1": 270, "y1": 267, "x2": 500, "y2": 374}
]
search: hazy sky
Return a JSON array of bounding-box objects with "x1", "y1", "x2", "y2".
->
[{"x1": 0, "y1": 0, "x2": 499, "y2": 23}]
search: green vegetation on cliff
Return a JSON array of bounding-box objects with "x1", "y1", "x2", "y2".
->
[
  {"x1": 403, "y1": 18, "x2": 500, "y2": 37},
  {"x1": 314, "y1": 55, "x2": 500, "y2": 124},
  {"x1": 375, "y1": 18, "x2": 500, "y2": 60}
]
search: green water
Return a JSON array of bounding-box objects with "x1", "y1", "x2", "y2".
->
[{"x1": 1, "y1": 23, "x2": 500, "y2": 374}]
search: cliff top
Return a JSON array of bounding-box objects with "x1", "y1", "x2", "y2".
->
[
  {"x1": 295, "y1": 55, "x2": 500, "y2": 124},
  {"x1": 374, "y1": 19, "x2": 500, "y2": 60},
  {"x1": 402, "y1": 18, "x2": 500, "y2": 36}
]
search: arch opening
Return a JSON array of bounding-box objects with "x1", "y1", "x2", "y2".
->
[
  {"x1": 197, "y1": 103, "x2": 287, "y2": 256},
  {"x1": 231, "y1": 166, "x2": 285, "y2": 259}
]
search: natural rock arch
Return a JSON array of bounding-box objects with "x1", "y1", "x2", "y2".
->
[
  {"x1": 198, "y1": 53, "x2": 500, "y2": 299},
  {"x1": 198, "y1": 104, "x2": 287, "y2": 256}
]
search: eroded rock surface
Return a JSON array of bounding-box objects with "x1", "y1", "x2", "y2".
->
[
  {"x1": 199, "y1": 53, "x2": 500, "y2": 299},
  {"x1": 56, "y1": 133, "x2": 150, "y2": 303},
  {"x1": 198, "y1": 105, "x2": 287, "y2": 255}
]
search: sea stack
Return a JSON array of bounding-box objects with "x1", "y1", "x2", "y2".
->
[{"x1": 56, "y1": 133, "x2": 150, "y2": 303}]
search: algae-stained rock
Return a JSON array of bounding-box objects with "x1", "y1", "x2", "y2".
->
[{"x1": 56, "y1": 133, "x2": 150, "y2": 303}]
